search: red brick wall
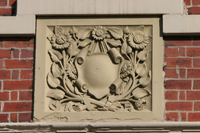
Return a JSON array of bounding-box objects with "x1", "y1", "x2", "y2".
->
[
  {"x1": 164, "y1": 36, "x2": 200, "y2": 121},
  {"x1": 185, "y1": 0, "x2": 200, "y2": 14},
  {"x1": 0, "y1": 0, "x2": 16, "y2": 16},
  {"x1": 164, "y1": 0, "x2": 200, "y2": 122},
  {"x1": 0, "y1": 38, "x2": 34, "y2": 122}
]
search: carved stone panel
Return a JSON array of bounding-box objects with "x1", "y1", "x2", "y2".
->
[{"x1": 34, "y1": 17, "x2": 163, "y2": 122}]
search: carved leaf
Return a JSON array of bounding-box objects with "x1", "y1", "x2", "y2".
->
[
  {"x1": 47, "y1": 73, "x2": 60, "y2": 88},
  {"x1": 47, "y1": 89, "x2": 65, "y2": 100},
  {"x1": 106, "y1": 39, "x2": 122, "y2": 47},
  {"x1": 137, "y1": 50, "x2": 150, "y2": 61},
  {"x1": 126, "y1": 46, "x2": 132, "y2": 54},
  {"x1": 107, "y1": 27, "x2": 123, "y2": 39},
  {"x1": 121, "y1": 41, "x2": 128, "y2": 56},
  {"x1": 51, "y1": 62, "x2": 63, "y2": 78},
  {"x1": 76, "y1": 28, "x2": 91, "y2": 40},
  {"x1": 132, "y1": 87, "x2": 150, "y2": 99},
  {"x1": 48, "y1": 50, "x2": 61, "y2": 63},
  {"x1": 136, "y1": 63, "x2": 147, "y2": 77},
  {"x1": 135, "y1": 26, "x2": 144, "y2": 32},
  {"x1": 49, "y1": 99, "x2": 61, "y2": 111},
  {"x1": 67, "y1": 42, "x2": 78, "y2": 57},
  {"x1": 49, "y1": 49, "x2": 63, "y2": 60},
  {"x1": 139, "y1": 71, "x2": 151, "y2": 87},
  {"x1": 78, "y1": 39, "x2": 92, "y2": 48},
  {"x1": 54, "y1": 26, "x2": 64, "y2": 35}
]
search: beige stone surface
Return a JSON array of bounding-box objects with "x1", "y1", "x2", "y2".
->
[
  {"x1": 17, "y1": 0, "x2": 183, "y2": 15},
  {"x1": 34, "y1": 17, "x2": 163, "y2": 122},
  {"x1": 0, "y1": 15, "x2": 35, "y2": 36},
  {"x1": 0, "y1": 0, "x2": 199, "y2": 36},
  {"x1": 163, "y1": 15, "x2": 200, "y2": 35}
]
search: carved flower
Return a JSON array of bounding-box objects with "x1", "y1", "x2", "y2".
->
[
  {"x1": 78, "y1": 26, "x2": 122, "y2": 54},
  {"x1": 48, "y1": 26, "x2": 72, "y2": 50},
  {"x1": 50, "y1": 33, "x2": 71, "y2": 50},
  {"x1": 92, "y1": 26, "x2": 107, "y2": 41},
  {"x1": 128, "y1": 29, "x2": 149, "y2": 49}
]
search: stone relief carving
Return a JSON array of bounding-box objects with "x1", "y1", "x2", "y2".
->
[{"x1": 46, "y1": 25, "x2": 151, "y2": 112}]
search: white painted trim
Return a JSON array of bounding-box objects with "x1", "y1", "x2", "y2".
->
[
  {"x1": 163, "y1": 14, "x2": 200, "y2": 35},
  {"x1": 17, "y1": 0, "x2": 183, "y2": 15},
  {"x1": 0, "y1": 0, "x2": 188, "y2": 36},
  {"x1": 0, "y1": 15, "x2": 35, "y2": 36}
]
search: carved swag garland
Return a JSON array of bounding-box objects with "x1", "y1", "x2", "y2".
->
[{"x1": 47, "y1": 26, "x2": 151, "y2": 112}]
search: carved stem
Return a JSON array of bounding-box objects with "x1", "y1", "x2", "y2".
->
[
  {"x1": 114, "y1": 76, "x2": 133, "y2": 101},
  {"x1": 58, "y1": 85, "x2": 69, "y2": 95},
  {"x1": 89, "y1": 98, "x2": 105, "y2": 107},
  {"x1": 115, "y1": 70, "x2": 140, "y2": 100},
  {"x1": 134, "y1": 50, "x2": 138, "y2": 68},
  {"x1": 63, "y1": 74, "x2": 81, "y2": 98},
  {"x1": 62, "y1": 50, "x2": 66, "y2": 69},
  {"x1": 58, "y1": 61, "x2": 64, "y2": 70},
  {"x1": 131, "y1": 52, "x2": 134, "y2": 63},
  {"x1": 129, "y1": 53, "x2": 135, "y2": 68},
  {"x1": 135, "y1": 75, "x2": 140, "y2": 79},
  {"x1": 103, "y1": 40, "x2": 110, "y2": 51},
  {"x1": 73, "y1": 34, "x2": 77, "y2": 41},
  {"x1": 118, "y1": 98, "x2": 138, "y2": 103},
  {"x1": 125, "y1": 54, "x2": 131, "y2": 61},
  {"x1": 88, "y1": 41, "x2": 95, "y2": 54},
  {"x1": 137, "y1": 59, "x2": 140, "y2": 65},
  {"x1": 124, "y1": 83, "x2": 140, "y2": 99},
  {"x1": 61, "y1": 97, "x2": 114, "y2": 111}
]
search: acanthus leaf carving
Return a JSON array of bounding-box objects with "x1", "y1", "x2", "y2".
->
[{"x1": 46, "y1": 25, "x2": 152, "y2": 112}]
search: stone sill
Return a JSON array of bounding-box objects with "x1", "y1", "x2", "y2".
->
[{"x1": 1, "y1": 122, "x2": 200, "y2": 132}]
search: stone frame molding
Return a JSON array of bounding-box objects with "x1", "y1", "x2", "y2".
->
[{"x1": 34, "y1": 17, "x2": 163, "y2": 122}]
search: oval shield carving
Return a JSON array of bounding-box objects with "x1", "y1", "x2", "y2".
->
[{"x1": 76, "y1": 54, "x2": 120, "y2": 99}]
